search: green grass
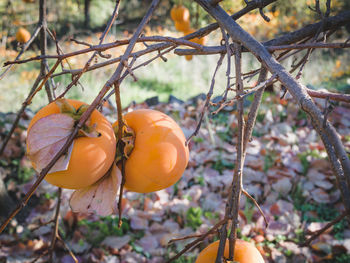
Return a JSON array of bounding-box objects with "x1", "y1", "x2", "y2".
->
[
  {"x1": 186, "y1": 207, "x2": 203, "y2": 230},
  {"x1": 78, "y1": 216, "x2": 131, "y2": 246}
]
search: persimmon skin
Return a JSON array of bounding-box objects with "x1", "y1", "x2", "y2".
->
[
  {"x1": 185, "y1": 55, "x2": 193, "y2": 61},
  {"x1": 16, "y1": 27, "x2": 31, "y2": 43},
  {"x1": 115, "y1": 109, "x2": 189, "y2": 193},
  {"x1": 184, "y1": 29, "x2": 207, "y2": 45},
  {"x1": 195, "y1": 239, "x2": 265, "y2": 263},
  {"x1": 170, "y1": 5, "x2": 190, "y2": 22},
  {"x1": 27, "y1": 99, "x2": 116, "y2": 189},
  {"x1": 175, "y1": 20, "x2": 191, "y2": 32}
]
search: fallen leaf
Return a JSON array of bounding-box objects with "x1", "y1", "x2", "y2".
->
[
  {"x1": 27, "y1": 113, "x2": 74, "y2": 173},
  {"x1": 311, "y1": 188, "x2": 330, "y2": 203},
  {"x1": 272, "y1": 178, "x2": 292, "y2": 195},
  {"x1": 70, "y1": 164, "x2": 121, "y2": 216},
  {"x1": 102, "y1": 236, "x2": 130, "y2": 250}
]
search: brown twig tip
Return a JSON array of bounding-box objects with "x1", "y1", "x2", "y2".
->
[{"x1": 242, "y1": 189, "x2": 268, "y2": 227}]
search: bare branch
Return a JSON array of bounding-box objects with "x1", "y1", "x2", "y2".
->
[{"x1": 186, "y1": 53, "x2": 225, "y2": 144}]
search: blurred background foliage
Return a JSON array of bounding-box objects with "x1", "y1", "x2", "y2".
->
[{"x1": 0, "y1": 0, "x2": 349, "y2": 112}]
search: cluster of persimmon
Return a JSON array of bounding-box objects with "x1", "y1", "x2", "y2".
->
[
  {"x1": 26, "y1": 99, "x2": 264, "y2": 262},
  {"x1": 26, "y1": 99, "x2": 189, "y2": 192},
  {"x1": 170, "y1": 3, "x2": 206, "y2": 61}
]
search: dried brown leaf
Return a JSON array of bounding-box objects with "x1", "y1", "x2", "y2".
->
[
  {"x1": 69, "y1": 164, "x2": 121, "y2": 216},
  {"x1": 27, "y1": 113, "x2": 74, "y2": 173}
]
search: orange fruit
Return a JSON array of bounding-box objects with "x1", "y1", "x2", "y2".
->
[
  {"x1": 184, "y1": 29, "x2": 206, "y2": 45},
  {"x1": 195, "y1": 239, "x2": 265, "y2": 263},
  {"x1": 175, "y1": 20, "x2": 191, "y2": 32},
  {"x1": 113, "y1": 109, "x2": 189, "y2": 193},
  {"x1": 185, "y1": 55, "x2": 193, "y2": 61},
  {"x1": 27, "y1": 99, "x2": 116, "y2": 189},
  {"x1": 16, "y1": 27, "x2": 31, "y2": 43},
  {"x1": 170, "y1": 5, "x2": 190, "y2": 22}
]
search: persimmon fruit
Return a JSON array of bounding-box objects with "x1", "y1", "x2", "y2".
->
[
  {"x1": 27, "y1": 99, "x2": 116, "y2": 189},
  {"x1": 170, "y1": 5, "x2": 190, "y2": 22},
  {"x1": 113, "y1": 109, "x2": 189, "y2": 193},
  {"x1": 185, "y1": 55, "x2": 193, "y2": 61},
  {"x1": 184, "y1": 29, "x2": 207, "y2": 45},
  {"x1": 175, "y1": 20, "x2": 191, "y2": 32},
  {"x1": 195, "y1": 239, "x2": 265, "y2": 263},
  {"x1": 16, "y1": 27, "x2": 31, "y2": 43}
]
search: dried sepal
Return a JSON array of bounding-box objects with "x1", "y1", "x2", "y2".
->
[
  {"x1": 27, "y1": 113, "x2": 75, "y2": 173},
  {"x1": 114, "y1": 123, "x2": 135, "y2": 163},
  {"x1": 69, "y1": 163, "x2": 122, "y2": 216}
]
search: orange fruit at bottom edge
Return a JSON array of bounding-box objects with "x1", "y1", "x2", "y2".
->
[
  {"x1": 115, "y1": 109, "x2": 189, "y2": 193},
  {"x1": 195, "y1": 239, "x2": 265, "y2": 263}
]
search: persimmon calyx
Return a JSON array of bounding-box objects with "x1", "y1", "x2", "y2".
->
[
  {"x1": 55, "y1": 98, "x2": 100, "y2": 138},
  {"x1": 113, "y1": 122, "x2": 135, "y2": 163}
]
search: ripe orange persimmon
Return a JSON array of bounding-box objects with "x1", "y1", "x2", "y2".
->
[
  {"x1": 113, "y1": 109, "x2": 189, "y2": 193},
  {"x1": 184, "y1": 29, "x2": 206, "y2": 45},
  {"x1": 185, "y1": 55, "x2": 193, "y2": 61},
  {"x1": 170, "y1": 5, "x2": 190, "y2": 22},
  {"x1": 195, "y1": 239, "x2": 265, "y2": 263},
  {"x1": 16, "y1": 27, "x2": 31, "y2": 43},
  {"x1": 27, "y1": 99, "x2": 116, "y2": 189},
  {"x1": 175, "y1": 20, "x2": 191, "y2": 32}
]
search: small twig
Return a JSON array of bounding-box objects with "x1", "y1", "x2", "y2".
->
[
  {"x1": 243, "y1": 67, "x2": 268, "y2": 153},
  {"x1": 300, "y1": 211, "x2": 347, "y2": 247},
  {"x1": 57, "y1": 234, "x2": 78, "y2": 263},
  {"x1": 168, "y1": 233, "x2": 209, "y2": 244},
  {"x1": 29, "y1": 219, "x2": 54, "y2": 232},
  {"x1": 186, "y1": 53, "x2": 225, "y2": 144},
  {"x1": 242, "y1": 188, "x2": 268, "y2": 227},
  {"x1": 30, "y1": 250, "x2": 48, "y2": 263},
  {"x1": 70, "y1": 38, "x2": 93, "y2": 47},
  {"x1": 221, "y1": 28, "x2": 232, "y2": 102},
  {"x1": 212, "y1": 73, "x2": 277, "y2": 115},
  {"x1": 48, "y1": 187, "x2": 62, "y2": 262},
  {"x1": 122, "y1": 60, "x2": 138, "y2": 82}
]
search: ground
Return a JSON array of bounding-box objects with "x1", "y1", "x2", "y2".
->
[{"x1": 0, "y1": 90, "x2": 350, "y2": 262}]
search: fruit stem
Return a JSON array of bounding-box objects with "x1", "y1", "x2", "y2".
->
[{"x1": 114, "y1": 83, "x2": 126, "y2": 227}]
